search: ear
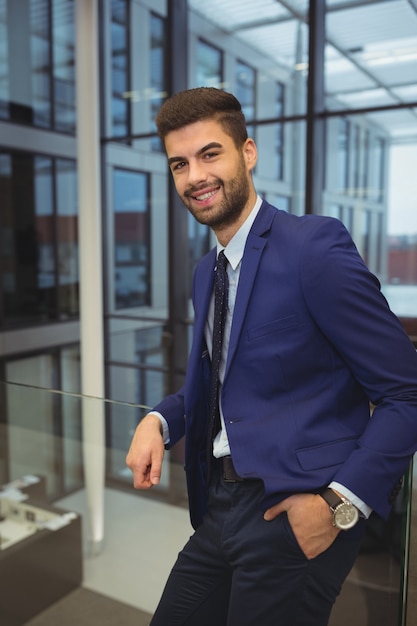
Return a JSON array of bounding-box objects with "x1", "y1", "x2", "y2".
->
[{"x1": 243, "y1": 138, "x2": 258, "y2": 172}]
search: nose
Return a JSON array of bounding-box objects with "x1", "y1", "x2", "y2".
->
[{"x1": 187, "y1": 158, "x2": 207, "y2": 187}]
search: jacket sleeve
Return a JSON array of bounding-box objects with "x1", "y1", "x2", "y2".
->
[{"x1": 300, "y1": 217, "x2": 417, "y2": 517}]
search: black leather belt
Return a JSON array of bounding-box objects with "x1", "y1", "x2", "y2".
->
[{"x1": 221, "y1": 456, "x2": 245, "y2": 482}]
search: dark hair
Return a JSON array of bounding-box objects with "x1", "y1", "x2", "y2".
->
[{"x1": 155, "y1": 87, "x2": 248, "y2": 147}]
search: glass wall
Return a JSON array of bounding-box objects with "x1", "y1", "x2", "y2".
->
[
  {"x1": 0, "y1": 151, "x2": 78, "y2": 328},
  {"x1": 0, "y1": 0, "x2": 75, "y2": 131},
  {"x1": 110, "y1": 0, "x2": 130, "y2": 139},
  {"x1": 324, "y1": 0, "x2": 417, "y2": 326}
]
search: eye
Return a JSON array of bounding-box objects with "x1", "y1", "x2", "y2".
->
[
  {"x1": 172, "y1": 161, "x2": 186, "y2": 172},
  {"x1": 203, "y1": 152, "x2": 218, "y2": 160}
]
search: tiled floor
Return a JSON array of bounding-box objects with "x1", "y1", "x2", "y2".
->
[{"x1": 56, "y1": 484, "x2": 192, "y2": 615}]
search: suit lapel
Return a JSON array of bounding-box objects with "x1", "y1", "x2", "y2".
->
[
  {"x1": 192, "y1": 248, "x2": 216, "y2": 346},
  {"x1": 225, "y1": 202, "x2": 276, "y2": 375}
]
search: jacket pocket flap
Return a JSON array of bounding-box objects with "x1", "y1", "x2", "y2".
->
[{"x1": 296, "y1": 438, "x2": 357, "y2": 471}]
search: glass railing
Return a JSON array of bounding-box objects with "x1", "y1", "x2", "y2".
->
[{"x1": 0, "y1": 381, "x2": 414, "y2": 626}]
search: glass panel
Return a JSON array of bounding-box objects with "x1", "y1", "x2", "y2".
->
[
  {"x1": 0, "y1": 0, "x2": 8, "y2": 119},
  {"x1": 5, "y1": 357, "x2": 60, "y2": 498},
  {"x1": 52, "y1": 0, "x2": 75, "y2": 133},
  {"x1": 236, "y1": 59, "x2": 256, "y2": 137},
  {"x1": 60, "y1": 347, "x2": 82, "y2": 492},
  {"x1": 330, "y1": 484, "x2": 407, "y2": 626},
  {"x1": 275, "y1": 83, "x2": 285, "y2": 180},
  {"x1": 150, "y1": 12, "x2": 167, "y2": 151},
  {"x1": 0, "y1": 381, "x2": 192, "y2": 623},
  {"x1": 406, "y1": 459, "x2": 417, "y2": 623},
  {"x1": 35, "y1": 155, "x2": 56, "y2": 319},
  {"x1": 108, "y1": 325, "x2": 169, "y2": 399},
  {"x1": 0, "y1": 151, "x2": 80, "y2": 327},
  {"x1": 113, "y1": 168, "x2": 150, "y2": 310},
  {"x1": 56, "y1": 158, "x2": 79, "y2": 318},
  {"x1": 324, "y1": 110, "x2": 417, "y2": 318},
  {"x1": 111, "y1": 0, "x2": 130, "y2": 138},
  {"x1": 255, "y1": 120, "x2": 306, "y2": 216},
  {"x1": 1, "y1": 0, "x2": 75, "y2": 131},
  {"x1": 189, "y1": 1, "x2": 308, "y2": 117},
  {"x1": 197, "y1": 39, "x2": 223, "y2": 88},
  {"x1": 325, "y1": 0, "x2": 417, "y2": 110},
  {"x1": 30, "y1": 0, "x2": 52, "y2": 127},
  {"x1": 0, "y1": 152, "x2": 56, "y2": 326}
]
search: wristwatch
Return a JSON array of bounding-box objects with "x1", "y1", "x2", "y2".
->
[{"x1": 320, "y1": 488, "x2": 359, "y2": 530}]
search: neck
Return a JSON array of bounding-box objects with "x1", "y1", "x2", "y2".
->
[{"x1": 214, "y1": 188, "x2": 258, "y2": 247}]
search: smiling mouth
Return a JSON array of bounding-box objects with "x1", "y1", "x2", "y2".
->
[
  {"x1": 194, "y1": 190, "x2": 217, "y2": 201},
  {"x1": 188, "y1": 186, "x2": 220, "y2": 202}
]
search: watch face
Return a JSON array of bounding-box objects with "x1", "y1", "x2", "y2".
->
[{"x1": 334, "y1": 502, "x2": 359, "y2": 530}]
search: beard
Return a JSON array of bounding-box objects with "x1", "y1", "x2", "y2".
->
[{"x1": 182, "y1": 156, "x2": 251, "y2": 230}]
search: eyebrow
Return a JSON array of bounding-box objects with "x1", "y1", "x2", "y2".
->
[{"x1": 168, "y1": 142, "x2": 223, "y2": 166}]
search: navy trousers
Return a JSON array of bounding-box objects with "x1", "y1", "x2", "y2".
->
[{"x1": 150, "y1": 466, "x2": 362, "y2": 626}]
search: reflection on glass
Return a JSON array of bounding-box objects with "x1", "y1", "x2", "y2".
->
[
  {"x1": 52, "y1": 0, "x2": 75, "y2": 133},
  {"x1": 0, "y1": 0, "x2": 8, "y2": 119},
  {"x1": 236, "y1": 59, "x2": 256, "y2": 137},
  {"x1": 275, "y1": 82, "x2": 285, "y2": 180},
  {"x1": 35, "y1": 156, "x2": 55, "y2": 318},
  {"x1": 324, "y1": 109, "x2": 417, "y2": 320},
  {"x1": 111, "y1": 0, "x2": 130, "y2": 138},
  {"x1": 0, "y1": 0, "x2": 75, "y2": 131},
  {"x1": 113, "y1": 168, "x2": 150, "y2": 310},
  {"x1": 5, "y1": 358, "x2": 59, "y2": 498},
  {"x1": 56, "y1": 158, "x2": 79, "y2": 318},
  {"x1": 337, "y1": 118, "x2": 349, "y2": 194},
  {"x1": 0, "y1": 151, "x2": 79, "y2": 327},
  {"x1": 150, "y1": 12, "x2": 167, "y2": 151},
  {"x1": 197, "y1": 39, "x2": 223, "y2": 88},
  {"x1": 30, "y1": 0, "x2": 52, "y2": 127},
  {"x1": 256, "y1": 120, "x2": 306, "y2": 216}
]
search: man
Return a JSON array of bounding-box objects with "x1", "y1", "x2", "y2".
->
[{"x1": 126, "y1": 87, "x2": 417, "y2": 625}]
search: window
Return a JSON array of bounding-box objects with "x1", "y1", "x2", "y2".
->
[
  {"x1": 52, "y1": 0, "x2": 76, "y2": 133},
  {"x1": 111, "y1": 0, "x2": 130, "y2": 139},
  {"x1": 0, "y1": 0, "x2": 75, "y2": 131},
  {"x1": 0, "y1": 0, "x2": 9, "y2": 119},
  {"x1": 113, "y1": 168, "x2": 150, "y2": 309},
  {"x1": 361, "y1": 208, "x2": 372, "y2": 266},
  {"x1": 197, "y1": 39, "x2": 223, "y2": 88},
  {"x1": 150, "y1": 12, "x2": 167, "y2": 151},
  {"x1": 275, "y1": 82, "x2": 285, "y2": 180},
  {"x1": 0, "y1": 151, "x2": 78, "y2": 328},
  {"x1": 337, "y1": 118, "x2": 349, "y2": 193},
  {"x1": 56, "y1": 158, "x2": 78, "y2": 316},
  {"x1": 236, "y1": 60, "x2": 256, "y2": 137}
]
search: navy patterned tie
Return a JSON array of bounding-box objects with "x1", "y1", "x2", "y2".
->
[{"x1": 208, "y1": 250, "x2": 229, "y2": 443}]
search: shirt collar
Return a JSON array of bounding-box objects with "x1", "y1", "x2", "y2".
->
[{"x1": 216, "y1": 196, "x2": 263, "y2": 270}]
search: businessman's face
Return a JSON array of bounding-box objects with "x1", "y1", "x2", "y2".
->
[{"x1": 165, "y1": 119, "x2": 257, "y2": 238}]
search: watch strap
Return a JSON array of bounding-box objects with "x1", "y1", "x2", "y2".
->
[{"x1": 319, "y1": 487, "x2": 344, "y2": 510}]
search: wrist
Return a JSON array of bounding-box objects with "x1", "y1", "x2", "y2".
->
[
  {"x1": 319, "y1": 487, "x2": 360, "y2": 531},
  {"x1": 141, "y1": 413, "x2": 163, "y2": 436}
]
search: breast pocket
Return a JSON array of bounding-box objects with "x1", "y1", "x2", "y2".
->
[{"x1": 247, "y1": 315, "x2": 299, "y2": 341}]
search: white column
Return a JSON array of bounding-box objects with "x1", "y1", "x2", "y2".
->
[{"x1": 75, "y1": 0, "x2": 106, "y2": 555}]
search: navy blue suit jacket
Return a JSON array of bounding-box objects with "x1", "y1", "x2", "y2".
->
[{"x1": 154, "y1": 201, "x2": 417, "y2": 529}]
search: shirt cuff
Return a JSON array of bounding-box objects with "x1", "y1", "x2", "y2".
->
[
  {"x1": 330, "y1": 481, "x2": 373, "y2": 519},
  {"x1": 149, "y1": 411, "x2": 170, "y2": 445}
]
